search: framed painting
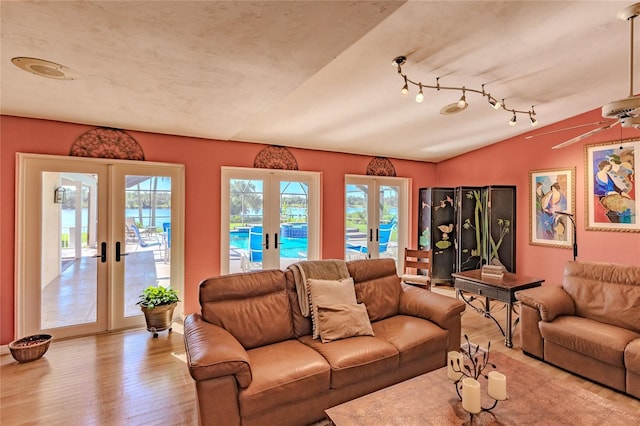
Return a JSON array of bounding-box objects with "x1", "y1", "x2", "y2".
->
[
  {"x1": 529, "y1": 168, "x2": 575, "y2": 248},
  {"x1": 585, "y1": 138, "x2": 639, "y2": 232}
]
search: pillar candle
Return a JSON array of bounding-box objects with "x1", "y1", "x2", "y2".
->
[
  {"x1": 447, "y1": 351, "x2": 464, "y2": 381},
  {"x1": 488, "y1": 371, "x2": 507, "y2": 401},
  {"x1": 462, "y1": 378, "x2": 482, "y2": 414}
]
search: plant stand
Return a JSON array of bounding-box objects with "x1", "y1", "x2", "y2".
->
[{"x1": 141, "y1": 303, "x2": 176, "y2": 338}]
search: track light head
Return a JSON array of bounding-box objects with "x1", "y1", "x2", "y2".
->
[
  {"x1": 529, "y1": 114, "x2": 538, "y2": 127},
  {"x1": 401, "y1": 76, "x2": 409, "y2": 96},
  {"x1": 509, "y1": 113, "x2": 517, "y2": 126},
  {"x1": 416, "y1": 83, "x2": 424, "y2": 103},
  {"x1": 489, "y1": 98, "x2": 502, "y2": 110},
  {"x1": 458, "y1": 89, "x2": 467, "y2": 108}
]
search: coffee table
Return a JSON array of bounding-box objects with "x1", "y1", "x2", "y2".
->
[
  {"x1": 325, "y1": 351, "x2": 639, "y2": 425},
  {"x1": 452, "y1": 270, "x2": 544, "y2": 347}
]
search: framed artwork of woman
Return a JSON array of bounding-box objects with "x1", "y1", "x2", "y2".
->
[
  {"x1": 529, "y1": 168, "x2": 575, "y2": 248},
  {"x1": 585, "y1": 138, "x2": 639, "y2": 232}
]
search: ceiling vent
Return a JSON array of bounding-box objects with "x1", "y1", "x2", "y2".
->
[{"x1": 11, "y1": 57, "x2": 78, "y2": 80}]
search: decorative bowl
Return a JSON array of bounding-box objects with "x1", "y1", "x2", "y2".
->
[{"x1": 8, "y1": 334, "x2": 53, "y2": 363}]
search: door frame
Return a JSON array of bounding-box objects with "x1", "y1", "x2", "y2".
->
[
  {"x1": 344, "y1": 174, "x2": 410, "y2": 267},
  {"x1": 220, "y1": 167, "x2": 321, "y2": 274},
  {"x1": 15, "y1": 153, "x2": 185, "y2": 339}
]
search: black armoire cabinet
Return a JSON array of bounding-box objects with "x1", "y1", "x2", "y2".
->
[
  {"x1": 418, "y1": 185, "x2": 516, "y2": 284},
  {"x1": 417, "y1": 187, "x2": 456, "y2": 285}
]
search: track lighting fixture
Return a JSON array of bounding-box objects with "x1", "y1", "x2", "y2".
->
[
  {"x1": 416, "y1": 83, "x2": 424, "y2": 103},
  {"x1": 393, "y1": 56, "x2": 538, "y2": 126}
]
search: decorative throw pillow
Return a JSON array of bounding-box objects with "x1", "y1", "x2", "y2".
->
[
  {"x1": 308, "y1": 277, "x2": 357, "y2": 339},
  {"x1": 316, "y1": 303, "x2": 374, "y2": 343}
]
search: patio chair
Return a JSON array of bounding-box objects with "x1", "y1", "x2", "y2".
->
[
  {"x1": 131, "y1": 224, "x2": 163, "y2": 258},
  {"x1": 240, "y1": 226, "x2": 263, "y2": 271},
  {"x1": 162, "y1": 222, "x2": 171, "y2": 263},
  {"x1": 345, "y1": 224, "x2": 393, "y2": 257}
]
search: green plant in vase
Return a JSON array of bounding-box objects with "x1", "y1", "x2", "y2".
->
[
  {"x1": 137, "y1": 285, "x2": 180, "y2": 309},
  {"x1": 137, "y1": 284, "x2": 180, "y2": 337}
]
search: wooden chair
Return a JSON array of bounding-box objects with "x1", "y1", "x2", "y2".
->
[{"x1": 400, "y1": 248, "x2": 432, "y2": 290}]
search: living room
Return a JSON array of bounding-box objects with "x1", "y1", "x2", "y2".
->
[{"x1": 2, "y1": 1, "x2": 640, "y2": 424}]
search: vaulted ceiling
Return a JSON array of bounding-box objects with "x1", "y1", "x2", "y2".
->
[{"x1": 1, "y1": 1, "x2": 637, "y2": 162}]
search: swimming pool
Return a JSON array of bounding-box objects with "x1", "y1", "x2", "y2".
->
[{"x1": 230, "y1": 231, "x2": 307, "y2": 259}]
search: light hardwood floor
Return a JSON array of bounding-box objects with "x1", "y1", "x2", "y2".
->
[{"x1": 2, "y1": 287, "x2": 639, "y2": 425}]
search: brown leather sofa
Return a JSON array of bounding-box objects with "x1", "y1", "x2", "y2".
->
[
  {"x1": 183, "y1": 258, "x2": 466, "y2": 425},
  {"x1": 516, "y1": 261, "x2": 640, "y2": 399}
]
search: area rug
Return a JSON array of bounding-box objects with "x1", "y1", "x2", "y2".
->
[{"x1": 325, "y1": 351, "x2": 638, "y2": 425}]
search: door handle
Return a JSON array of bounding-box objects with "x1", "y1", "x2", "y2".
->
[
  {"x1": 92, "y1": 242, "x2": 107, "y2": 263},
  {"x1": 369, "y1": 229, "x2": 373, "y2": 242},
  {"x1": 274, "y1": 233, "x2": 278, "y2": 249},
  {"x1": 265, "y1": 233, "x2": 269, "y2": 250},
  {"x1": 376, "y1": 228, "x2": 380, "y2": 242},
  {"x1": 115, "y1": 241, "x2": 129, "y2": 262}
]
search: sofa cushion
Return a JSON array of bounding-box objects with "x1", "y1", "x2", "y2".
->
[
  {"x1": 316, "y1": 303, "x2": 374, "y2": 343},
  {"x1": 372, "y1": 315, "x2": 449, "y2": 366},
  {"x1": 562, "y1": 261, "x2": 640, "y2": 333},
  {"x1": 239, "y1": 340, "x2": 330, "y2": 418},
  {"x1": 308, "y1": 277, "x2": 357, "y2": 339},
  {"x1": 199, "y1": 270, "x2": 294, "y2": 349},
  {"x1": 371, "y1": 315, "x2": 448, "y2": 365},
  {"x1": 347, "y1": 258, "x2": 402, "y2": 321},
  {"x1": 539, "y1": 316, "x2": 640, "y2": 367},
  {"x1": 299, "y1": 334, "x2": 398, "y2": 389}
]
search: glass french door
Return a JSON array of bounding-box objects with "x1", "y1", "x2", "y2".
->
[
  {"x1": 16, "y1": 154, "x2": 184, "y2": 339},
  {"x1": 221, "y1": 167, "x2": 320, "y2": 274},
  {"x1": 345, "y1": 175, "x2": 409, "y2": 265}
]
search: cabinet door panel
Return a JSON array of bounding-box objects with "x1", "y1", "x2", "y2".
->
[
  {"x1": 456, "y1": 187, "x2": 484, "y2": 272},
  {"x1": 486, "y1": 186, "x2": 516, "y2": 272},
  {"x1": 418, "y1": 188, "x2": 455, "y2": 284}
]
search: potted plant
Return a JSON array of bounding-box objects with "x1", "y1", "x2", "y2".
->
[{"x1": 137, "y1": 284, "x2": 180, "y2": 338}]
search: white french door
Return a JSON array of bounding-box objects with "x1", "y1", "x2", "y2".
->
[
  {"x1": 16, "y1": 154, "x2": 184, "y2": 339},
  {"x1": 345, "y1": 175, "x2": 409, "y2": 265},
  {"x1": 221, "y1": 167, "x2": 320, "y2": 274}
]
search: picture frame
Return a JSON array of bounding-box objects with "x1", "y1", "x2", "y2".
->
[
  {"x1": 529, "y1": 168, "x2": 575, "y2": 248},
  {"x1": 585, "y1": 138, "x2": 639, "y2": 232}
]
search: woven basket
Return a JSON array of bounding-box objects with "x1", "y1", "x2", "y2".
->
[
  {"x1": 141, "y1": 303, "x2": 176, "y2": 337},
  {"x1": 9, "y1": 334, "x2": 52, "y2": 363}
]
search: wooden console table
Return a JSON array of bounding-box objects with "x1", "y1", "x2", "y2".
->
[{"x1": 452, "y1": 270, "x2": 544, "y2": 348}]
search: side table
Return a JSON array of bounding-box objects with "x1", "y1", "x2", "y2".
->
[{"x1": 452, "y1": 269, "x2": 544, "y2": 347}]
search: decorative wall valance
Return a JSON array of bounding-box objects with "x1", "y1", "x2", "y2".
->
[
  {"x1": 70, "y1": 128, "x2": 144, "y2": 160},
  {"x1": 254, "y1": 146, "x2": 298, "y2": 170},
  {"x1": 366, "y1": 157, "x2": 396, "y2": 177}
]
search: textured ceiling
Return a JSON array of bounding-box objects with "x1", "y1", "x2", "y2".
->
[{"x1": 1, "y1": 1, "x2": 638, "y2": 162}]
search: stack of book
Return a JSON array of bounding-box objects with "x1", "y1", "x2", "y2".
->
[{"x1": 481, "y1": 264, "x2": 505, "y2": 278}]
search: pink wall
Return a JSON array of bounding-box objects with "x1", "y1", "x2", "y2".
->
[
  {"x1": 435, "y1": 108, "x2": 640, "y2": 284},
  {"x1": 0, "y1": 115, "x2": 437, "y2": 344},
  {"x1": 2, "y1": 110, "x2": 639, "y2": 345}
]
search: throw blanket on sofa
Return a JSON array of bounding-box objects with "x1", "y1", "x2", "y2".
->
[{"x1": 290, "y1": 260, "x2": 350, "y2": 317}]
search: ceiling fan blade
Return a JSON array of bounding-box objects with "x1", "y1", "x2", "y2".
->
[
  {"x1": 525, "y1": 121, "x2": 610, "y2": 139},
  {"x1": 551, "y1": 121, "x2": 619, "y2": 149}
]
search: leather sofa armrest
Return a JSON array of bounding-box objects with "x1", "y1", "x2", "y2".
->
[
  {"x1": 515, "y1": 286, "x2": 575, "y2": 322},
  {"x1": 184, "y1": 313, "x2": 252, "y2": 388},
  {"x1": 398, "y1": 285, "x2": 466, "y2": 329}
]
